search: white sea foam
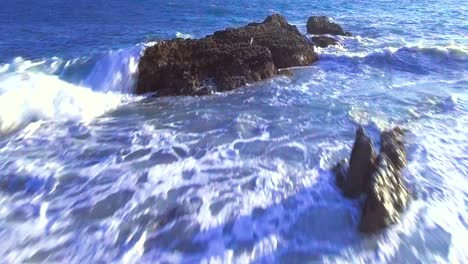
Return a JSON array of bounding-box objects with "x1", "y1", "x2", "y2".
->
[
  {"x1": 176, "y1": 32, "x2": 193, "y2": 39},
  {"x1": 0, "y1": 64, "x2": 9, "y2": 73},
  {"x1": 319, "y1": 42, "x2": 468, "y2": 61},
  {"x1": 83, "y1": 48, "x2": 141, "y2": 93},
  {"x1": 0, "y1": 45, "x2": 145, "y2": 135},
  {"x1": 0, "y1": 72, "x2": 126, "y2": 135},
  {"x1": 144, "y1": 41, "x2": 158, "y2": 47},
  {"x1": 0, "y1": 14, "x2": 466, "y2": 262}
]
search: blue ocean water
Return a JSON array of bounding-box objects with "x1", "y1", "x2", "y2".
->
[{"x1": 0, "y1": 0, "x2": 467, "y2": 263}]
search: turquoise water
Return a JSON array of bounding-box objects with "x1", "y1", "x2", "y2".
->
[{"x1": 0, "y1": 0, "x2": 467, "y2": 263}]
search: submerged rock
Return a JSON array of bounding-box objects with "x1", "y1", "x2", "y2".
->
[
  {"x1": 333, "y1": 126, "x2": 411, "y2": 233},
  {"x1": 306, "y1": 16, "x2": 351, "y2": 36},
  {"x1": 136, "y1": 14, "x2": 318, "y2": 96},
  {"x1": 359, "y1": 154, "x2": 411, "y2": 233},
  {"x1": 311, "y1": 36, "x2": 339, "y2": 48}
]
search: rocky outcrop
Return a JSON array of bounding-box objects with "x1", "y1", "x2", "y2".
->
[
  {"x1": 359, "y1": 154, "x2": 411, "y2": 233},
  {"x1": 339, "y1": 127, "x2": 376, "y2": 198},
  {"x1": 333, "y1": 126, "x2": 412, "y2": 233},
  {"x1": 307, "y1": 16, "x2": 351, "y2": 36},
  {"x1": 307, "y1": 16, "x2": 350, "y2": 48},
  {"x1": 136, "y1": 14, "x2": 318, "y2": 96},
  {"x1": 311, "y1": 36, "x2": 339, "y2": 48}
]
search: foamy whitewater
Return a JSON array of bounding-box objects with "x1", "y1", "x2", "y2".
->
[{"x1": 0, "y1": 0, "x2": 467, "y2": 263}]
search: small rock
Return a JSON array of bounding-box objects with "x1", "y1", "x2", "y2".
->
[
  {"x1": 306, "y1": 16, "x2": 351, "y2": 36},
  {"x1": 311, "y1": 36, "x2": 339, "y2": 48}
]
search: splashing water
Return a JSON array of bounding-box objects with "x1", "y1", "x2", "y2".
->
[{"x1": 0, "y1": 0, "x2": 467, "y2": 263}]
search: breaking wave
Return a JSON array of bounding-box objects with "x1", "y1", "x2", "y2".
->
[{"x1": 0, "y1": 45, "x2": 145, "y2": 135}]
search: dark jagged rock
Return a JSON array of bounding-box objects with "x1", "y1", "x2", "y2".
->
[
  {"x1": 341, "y1": 126, "x2": 377, "y2": 198},
  {"x1": 306, "y1": 16, "x2": 351, "y2": 36},
  {"x1": 359, "y1": 154, "x2": 411, "y2": 233},
  {"x1": 332, "y1": 126, "x2": 412, "y2": 233},
  {"x1": 137, "y1": 39, "x2": 276, "y2": 96},
  {"x1": 311, "y1": 36, "x2": 339, "y2": 48},
  {"x1": 136, "y1": 14, "x2": 318, "y2": 96},
  {"x1": 380, "y1": 127, "x2": 407, "y2": 170}
]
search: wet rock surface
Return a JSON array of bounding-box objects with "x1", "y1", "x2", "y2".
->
[
  {"x1": 380, "y1": 127, "x2": 408, "y2": 170},
  {"x1": 306, "y1": 16, "x2": 351, "y2": 36},
  {"x1": 342, "y1": 126, "x2": 377, "y2": 198},
  {"x1": 359, "y1": 154, "x2": 411, "y2": 233},
  {"x1": 311, "y1": 36, "x2": 339, "y2": 48},
  {"x1": 136, "y1": 14, "x2": 318, "y2": 96},
  {"x1": 334, "y1": 126, "x2": 412, "y2": 233}
]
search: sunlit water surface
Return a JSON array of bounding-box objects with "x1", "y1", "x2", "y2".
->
[{"x1": 0, "y1": 0, "x2": 467, "y2": 262}]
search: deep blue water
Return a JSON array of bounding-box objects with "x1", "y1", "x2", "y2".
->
[
  {"x1": 2, "y1": 0, "x2": 466, "y2": 62},
  {"x1": 0, "y1": 0, "x2": 467, "y2": 263}
]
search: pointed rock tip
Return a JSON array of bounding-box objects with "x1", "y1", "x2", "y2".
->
[{"x1": 263, "y1": 14, "x2": 288, "y2": 24}]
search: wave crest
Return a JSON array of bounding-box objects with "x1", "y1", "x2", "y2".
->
[
  {"x1": 0, "y1": 72, "x2": 126, "y2": 135},
  {"x1": 0, "y1": 45, "x2": 144, "y2": 135},
  {"x1": 321, "y1": 43, "x2": 468, "y2": 61}
]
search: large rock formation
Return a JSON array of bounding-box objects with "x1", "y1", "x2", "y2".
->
[
  {"x1": 333, "y1": 126, "x2": 412, "y2": 233},
  {"x1": 307, "y1": 16, "x2": 351, "y2": 36},
  {"x1": 136, "y1": 14, "x2": 318, "y2": 96}
]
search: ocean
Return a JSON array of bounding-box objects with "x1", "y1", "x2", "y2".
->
[{"x1": 0, "y1": 0, "x2": 467, "y2": 262}]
